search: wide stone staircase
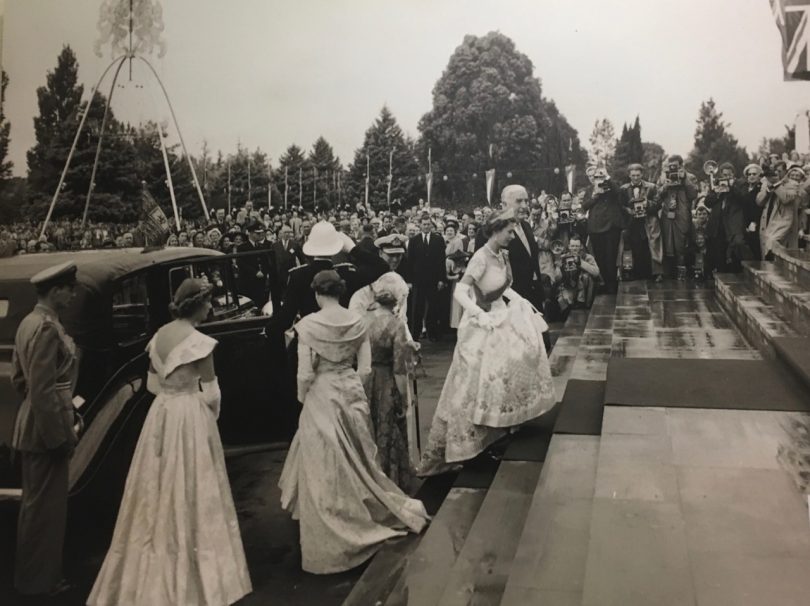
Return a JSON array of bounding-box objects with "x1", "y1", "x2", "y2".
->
[
  {"x1": 343, "y1": 267, "x2": 810, "y2": 606},
  {"x1": 715, "y1": 247, "x2": 810, "y2": 387}
]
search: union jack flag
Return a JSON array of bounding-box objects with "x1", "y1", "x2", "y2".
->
[{"x1": 771, "y1": 0, "x2": 810, "y2": 80}]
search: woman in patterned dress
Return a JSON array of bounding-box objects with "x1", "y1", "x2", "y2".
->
[{"x1": 418, "y1": 209, "x2": 556, "y2": 476}]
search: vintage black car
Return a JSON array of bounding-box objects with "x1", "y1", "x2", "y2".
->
[{"x1": 0, "y1": 246, "x2": 293, "y2": 507}]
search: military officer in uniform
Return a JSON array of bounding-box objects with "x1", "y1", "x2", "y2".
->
[
  {"x1": 11, "y1": 261, "x2": 80, "y2": 597},
  {"x1": 274, "y1": 220, "x2": 389, "y2": 331}
]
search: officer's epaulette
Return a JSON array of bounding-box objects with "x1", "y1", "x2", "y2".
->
[
  {"x1": 333, "y1": 262, "x2": 357, "y2": 272},
  {"x1": 288, "y1": 264, "x2": 308, "y2": 274}
]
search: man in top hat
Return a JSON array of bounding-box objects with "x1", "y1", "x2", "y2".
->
[
  {"x1": 11, "y1": 261, "x2": 80, "y2": 597},
  {"x1": 274, "y1": 220, "x2": 388, "y2": 331},
  {"x1": 237, "y1": 220, "x2": 277, "y2": 308}
]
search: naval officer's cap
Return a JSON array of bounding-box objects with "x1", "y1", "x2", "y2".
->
[{"x1": 30, "y1": 261, "x2": 78, "y2": 292}]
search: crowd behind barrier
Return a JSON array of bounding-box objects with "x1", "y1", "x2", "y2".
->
[{"x1": 3, "y1": 152, "x2": 810, "y2": 327}]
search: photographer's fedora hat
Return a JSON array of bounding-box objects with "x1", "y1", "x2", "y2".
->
[{"x1": 303, "y1": 221, "x2": 343, "y2": 257}]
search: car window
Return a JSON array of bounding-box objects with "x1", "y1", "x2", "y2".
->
[
  {"x1": 111, "y1": 273, "x2": 150, "y2": 345},
  {"x1": 169, "y1": 259, "x2": 258, "y2": 323}
]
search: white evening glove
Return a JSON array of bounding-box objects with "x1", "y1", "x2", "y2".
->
[
  {"x1": 200, "y1": 378, "x2": 222, "y2": 420},
  {"x1": 454, "y1": 283, "x2": 494, "y2": 329}
]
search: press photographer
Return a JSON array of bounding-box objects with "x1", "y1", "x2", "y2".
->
[
  {"x1": 703, "y1": 162, "x2": 751, "y2": 274},
  {"x1": 619, "y1": 163, "x2": 662, "y2": 281},
  {"x1": 582, "y1": 167, "x2": 624, "y2": 294},
  {"x1": 542, "y1": 235, "x2": 600, "y2": 320},
  {"x1": 656, "y1": 155, "x2": 698, "y2": 280}
]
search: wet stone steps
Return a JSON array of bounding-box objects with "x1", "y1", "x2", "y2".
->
[
  {"x1": 743, "y1": 261, "x2": 810, "y2": 336},
  {"x1": 773, "y1": 247, "x2": 810, "y2": 290},
  {"x1": 714, "y1": 272, "x2": 795, "y2": 357}
]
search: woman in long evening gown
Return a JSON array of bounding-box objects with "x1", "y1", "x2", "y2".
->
[
  {"x1": 418, "y1": 209, "x2": 556, "y2": 476},
  {"x1": 358, "y1": 273, "x2": 419, "y2": 491},
  {"x1": 279, "y1": 270, "x2": 429, "y2": 574},
  {"x1": 87, "y1": 279, "x2": 251, "y2": 606}
]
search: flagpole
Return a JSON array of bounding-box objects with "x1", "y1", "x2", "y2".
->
[
  {"x1": 247, "y1": 155, "x2": 252, "y2": 202},
  {"x1": 227, "y1": 160, "x2": 231, "y2": 216},
  {"x1": 364, "y1": 153, "x2": 370, "y2": 208},
  {"x1": 284, "y1": 166, "x2": 288, "y2": 210},
  {"x1": 313, "y1": 166, "x2": 317, "y2": 208},
  {"x1": 298, "y1": 167, "x2": 303, "y2": 208},
  {"x1": 387, "y1": 148, "x2": 394, "y2": 210},
  {"x1": 157, "y1": 124, "x2": 181, "y2": 231},
  {"x1": 427, "y1": 147, "x2": 432, "y2": 206},
  {"x1": 267, "y1": 163, "x2": 272, "y2": 210}
]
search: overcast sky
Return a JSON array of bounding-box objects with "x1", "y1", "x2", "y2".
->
[{"x1": 2, "y1": 0, "x2": 808, "y2": 177}]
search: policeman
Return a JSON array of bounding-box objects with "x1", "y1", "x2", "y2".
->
[
  {"x1": 274, "y1": 220, "x2": 388, "y2": 331},
  {"x1": 11, "y1": 261, "x2": 80, "y2": 597}
]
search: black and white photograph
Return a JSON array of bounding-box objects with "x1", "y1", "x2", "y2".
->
[{"x1": 1, "y1": 0, "x2": 810, "y2": 604}]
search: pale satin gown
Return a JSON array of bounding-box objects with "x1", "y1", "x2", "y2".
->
[
  {"x1": 87, "y1": 329, "x2": 251, "y2": 606},
  {"x1": 418, "y1": 245, "x2": 556, "y2": 475},
  {"x1": 279, "y1": 311, "x2": 429, "y2": 574}
]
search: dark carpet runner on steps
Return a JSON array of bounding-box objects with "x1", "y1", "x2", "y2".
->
[
  {"x1": 773, "y1": 337, "x2": 810, "y2": 391},
  {"x1": 605, "y1": 357, "x2": 810, "y2": 412},
  {"x1": 554, "y1": 379, "x2": 606, "y2": 435}
]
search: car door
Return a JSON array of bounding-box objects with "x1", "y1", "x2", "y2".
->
[{"x1": 164, "y1": 251, "x2": 294, "y2": 446}]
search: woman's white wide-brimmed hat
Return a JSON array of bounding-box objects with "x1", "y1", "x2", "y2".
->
[{"x1": 303, "y1": 221, "x2": 343, "y2": 257}]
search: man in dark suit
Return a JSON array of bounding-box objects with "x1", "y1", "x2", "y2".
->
[
  {"x1": 273, "y1": 224, "x2": 304, "y2": 290},
  {"x1": 408, "y1": 215, "x2": 447, "y2": 340},
  {"x1": 237, "y1": 221, "x2": 275, "y2": 307},
  {"x1": 476, "y1": 184, "x2": 545, "y2": 308}
]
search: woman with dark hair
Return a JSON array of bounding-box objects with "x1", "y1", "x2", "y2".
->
[
  {"x1": 418, "y1": 209, "x2": 556, "y2": 476},
  {"x1": 88, "y1": 279, "x2": 252, "y2": 606},
  {"x1": 279, "y1": 270, "x2": 428, "y2": 574}
]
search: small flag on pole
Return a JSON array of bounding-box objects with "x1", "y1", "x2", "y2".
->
[
  {"x1": 771, "y1": 0, "x2": 810, "y2": 80},
  {"x1": 565, "y1": 165, "x2": 576, "y2": 193},
  {"x1": 140, "y1": 184, "x2": 170, "y2": 245}
]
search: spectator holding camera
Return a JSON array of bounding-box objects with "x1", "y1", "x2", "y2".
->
[
  {"x1": 740, "y1": 164, "x2": 766, "y2": 260},
  {"x1": 619, "y1": 163, "x2": 662, "y2": 281},
  {"x1": 757, "y1": 163, "x2": 810, "y2": 259},
  {"x1": 582, "y1": 167, "x2": 624, "y2": 294},
  {"x1": 704, "y1": 162, "x2": 751, "y2": 274},
  {"x1": 656, "y1": 155, "x2": 698, "y2": 280},
  {"x1": 543, "y1": 235, "x2": 600, "y2": 320}
]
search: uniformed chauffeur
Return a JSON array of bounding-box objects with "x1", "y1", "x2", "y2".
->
[{"x1": 11, "y1": 261, "x2": 80, "y2": 597}]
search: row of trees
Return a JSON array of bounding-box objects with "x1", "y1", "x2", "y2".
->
[{"x1": 0, "y1": 33, "x2": 797, "y2": 223}]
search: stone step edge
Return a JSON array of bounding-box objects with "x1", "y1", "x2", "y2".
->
[
  {"x1": 714, "y1": 273, "x2": 794, "y2": 358},
  {"x1": 742, "y1": 262, "x2": 810, "y2": 335}
]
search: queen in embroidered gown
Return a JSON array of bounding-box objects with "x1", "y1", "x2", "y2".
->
[
  {"x1": 87, "y1": 281, "x2": 251, "y2": 606},
  {"x1": 279, "y1": 270, "x2": 429, "y2": 574},
  {"x1": 419, "y1": 210, "x2": 556, "y2": 475}
]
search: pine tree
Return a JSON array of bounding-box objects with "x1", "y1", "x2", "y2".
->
[
  {"x1": 345, "y1": 106, "x2": 420, "y2": 210},
  {"x1": 588, "y1": 118, "x2": 616, "y2": 170},
  {"x1": 417, "y1": 32, "x2": 586, "y2": 204},
  {"x1": 686, "y1": 98, "x2": 749, "y2": 176},
  {"x1": 25, "y1": 46, "x2": 143, "y2": 221},
  {"x1": 613, "y1": 116, "x2": 644, "y2": 180},
  {"x1": 273, "y1": 144, "x2": 310, "y2": 210},
  {"x1": 309, "y1": 137, "x2": 342, "y2": 210}
]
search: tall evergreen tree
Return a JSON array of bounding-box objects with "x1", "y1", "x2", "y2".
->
[
  {"x1": 309, "y1": 137, "x2": 342, "y2": 210},
  {"x1": 686, "y1": 98, "x2": 749, "y2": 176},
  {"x1": 346, "y1": 107, "x2": 420, "y2": 209},
  {"x1": 588, "y1": 118, "x2": 616, "y2": 170},
  {"x1": 25, "y1": 46, "x2": 142, "y2": 221},
  {"x1": 613, "y1": 116, "x2": 644, "y2": 180},
  {"x1": 417, "y1": 32, "x2": 585, "y2": 204},
  {"x1": 273, "y1": 144, "x2": 310, "y2": 210}
]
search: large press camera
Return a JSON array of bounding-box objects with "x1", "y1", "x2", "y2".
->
[
  {"x1": 561, "y1": 252, "x2": 581, "y2": 289},
  {"x1": 558, "y1": 195, "x2": 573, "y2": 224},
  {"x1": 629, "y1": 186, "x2": 648, "y2": 218}
]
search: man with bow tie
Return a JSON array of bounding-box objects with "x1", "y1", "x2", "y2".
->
[
  {"x1": 619, "y1": 163, "x2": 662, "y2": 281},
  {"x1": 407, "y1": 215, "x2": 447, "y2": 341}
]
